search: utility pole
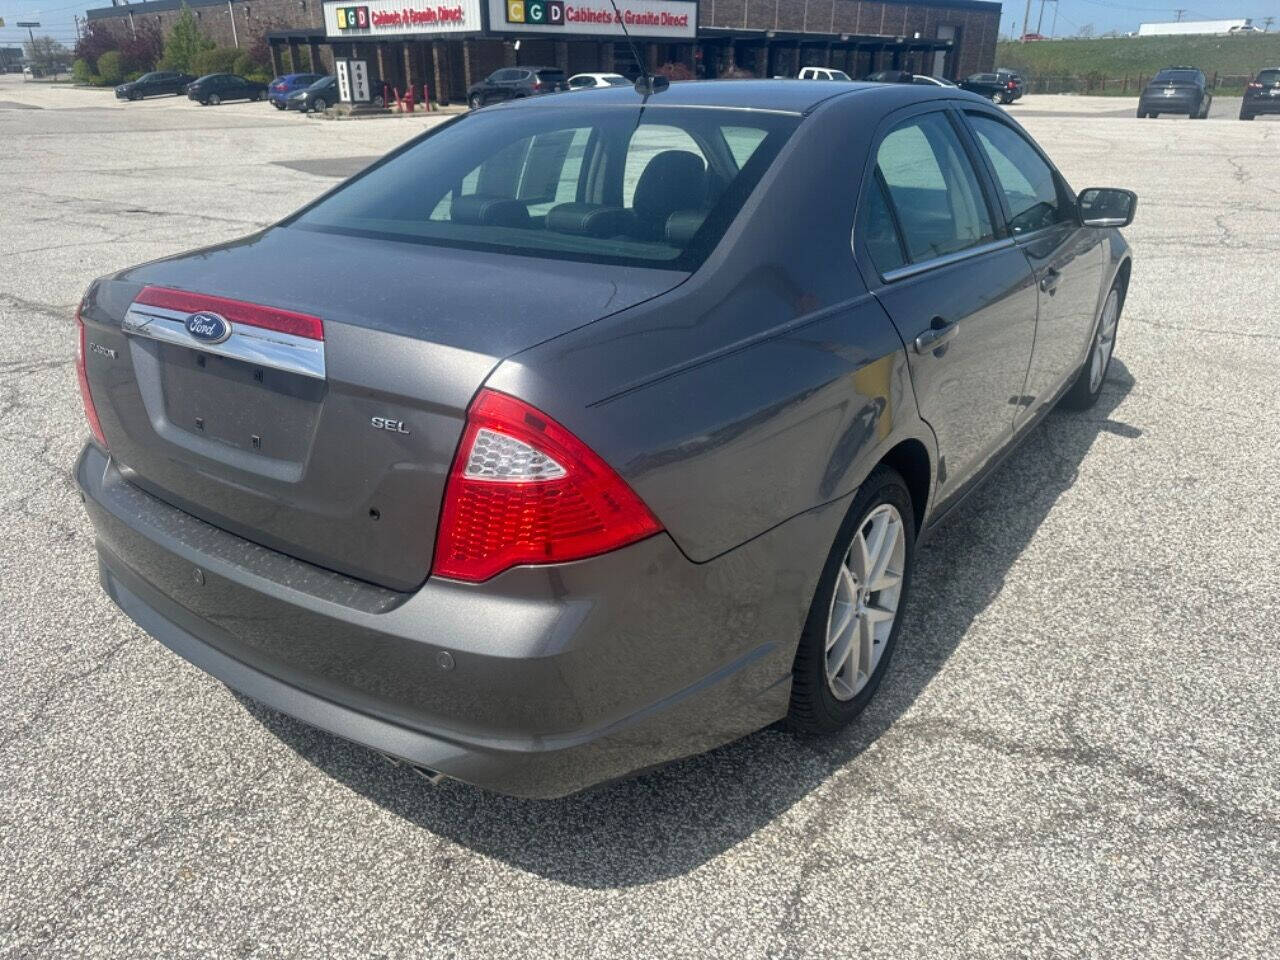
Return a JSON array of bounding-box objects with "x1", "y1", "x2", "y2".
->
[
  {"x1": 228, "y1": 0, "x2": 239, "y2": 47},
  {"x1": 1174, "y1": 9, "x2": 1185, "y2": 22},
  {"x1": 1036, "y1": 0, "x2": 1047, "y2": 35},
  {"x1": 1051, "y1": 0, "x2": 1060, "y2": 37},
  {"x1": 1263, "y1": 16, "x2": 1274, "y2": 32},
  {"x1": 1021, "y1": 0, "x2": 1032, "y2": 40}
]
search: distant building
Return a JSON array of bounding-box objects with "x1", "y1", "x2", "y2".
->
[
  {"x1": 0, "y1": 46, "x2": 23, "y2": 72},
  {"x1": 1136, "y1": 19, "x2": 1254, "y2": 37},
  {"x1": 85, "y1": 0, "x2": 1002, "y2": 105}
]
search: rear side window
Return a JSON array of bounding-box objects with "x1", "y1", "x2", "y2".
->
[
  {"x1": 292, "y1": 106, "x2": 799, "y2": 270},
  {"x1": 859, "y1": 173, "x2": 907, "y2": 274},
  {"x1": 873, "y1": 111, "x2": 994, "y2": 263},
  {"x1": 967, "y1": 114, "x2": 1072, "y2": 235},
  {"x1": 537, "y1": 70, "x2": 565, "y2": 81}
]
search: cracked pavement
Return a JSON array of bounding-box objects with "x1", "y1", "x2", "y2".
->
[{"x1": 2, "y1": 77, "x2": 1278, "y2": 959}]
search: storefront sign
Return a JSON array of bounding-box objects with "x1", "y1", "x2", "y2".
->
[
  {"x1": 324, "y1": 0, "x2": 479, "y2": 37},
  {"x1": 490, "y1": 0, "x2": 695, "y2": 38}
]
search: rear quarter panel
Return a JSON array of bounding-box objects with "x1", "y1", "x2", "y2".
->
[{"x1": 489, "y1": 90, "x2": 939, "y2": 562}]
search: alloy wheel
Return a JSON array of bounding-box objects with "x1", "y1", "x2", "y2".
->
[
  {"x1": 824, "y1": 503, "x2": 906, "y2": 701},
  {"x1": 1089, "y1": 288, "x2": 1119, "y2": 393}
]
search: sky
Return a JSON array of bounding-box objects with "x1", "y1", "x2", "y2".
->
[
  {"x1": 2, "y1": 0, "x2": 1279, "y2": 53},
  {"x1": 1000, "y1": 0, "x2": 1280, "y2": 39}
]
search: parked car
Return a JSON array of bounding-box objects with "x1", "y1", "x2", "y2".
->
[
  {"x1": 1240, "y1": 67, "x2": 1280, "y2": 120},
  {"x1": 960, "y1": 71, "x2": 1021, "y2": 104},
  {"x1": 998, "y1": 69, "x2": 1026, "y2": 100},
  {"x1": 466, "y1": 66, "x2": 568, "y2": 108},
  {"x1": 73, "y1": 80, "x2": 1135, "y2": 798},
  {"x1": 1137, "y1": 67, "x2": 1211, "y2": 119},
  {"x1": 115, "y1": 71, "x2": 195, "y2": 100},
  {"x1": 798, "y1": 66, "x2": 852, "y2": 81},
  {"x1": 268, "y1": 72, "x2": 323, "y2": 109},
  {"x1": 287, "y1": 75, "x2": 337, "y2": 112},
  {"x1": 864, "y1": 69, "x2": 915, "y2": 84},
  {"x1": 186, "y1": 73, "x2": 268, "y2": 106},
  {"x1": 568, "y1": 72, "x2": 630, "y2": 89},
  {"x1": 912, "y1": 75, "x2": 958, "y2": 87}
]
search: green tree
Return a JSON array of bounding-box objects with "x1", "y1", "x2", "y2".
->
[
  {"x1": 161, "y1": 4, "x2": 212, "y2": 71},
  {"x1": 97, "y1": 50, "x2": 125, "y2": 85},
  {"x1": 71, "y1": 58, "x2": 96, "y2": 84}
]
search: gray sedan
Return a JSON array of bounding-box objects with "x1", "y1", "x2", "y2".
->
[{"x1": 73, "y1": 80, "x2": 1135, "y2": 797}]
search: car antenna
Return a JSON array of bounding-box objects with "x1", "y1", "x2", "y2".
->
[{"x1": 606, "y1": 0, "x2": 669, "y2": 99}]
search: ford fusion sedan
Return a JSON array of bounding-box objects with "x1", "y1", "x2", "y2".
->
[
  {"x1": 115, "y1": 71, "x2": 195, "y2": 100},
  {"x1": 74, "y1": 80, "x2": 1135, "y2": 798},
  {"x1": 1138, "y1": 67, "x2": 1211, "y2": 119},
  {"x1": 1240, "y1": 68, "x2": 1280, "y2": 120},
  {"x1": 186, "y1": 73, "x2": 268, "y2": 105},
  {"x1": 287, "y1": 75, "x2": 338, "y2": 112}
]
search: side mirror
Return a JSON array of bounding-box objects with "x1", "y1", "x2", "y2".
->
[{"x1": 1078, "y1": 187, "x2": 1137, "y2": 228}]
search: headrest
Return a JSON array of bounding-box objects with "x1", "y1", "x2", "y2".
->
[
  {"x1": 450, "y1": 195, "x2": 531, "y2": 229},
  {"x1": 546, "y1": 203, "x2": 635, "y2": 238},
  {"x1": 665, "y1": 209, "x2": 708, "y2": 246},
  {"x1": 632, "y1": 151, "x2": 707, "y2": 223}
]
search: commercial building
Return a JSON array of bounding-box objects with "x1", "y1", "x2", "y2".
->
[{"x1": 84, "y1": 0, "x2": 1000, "y2": 104}]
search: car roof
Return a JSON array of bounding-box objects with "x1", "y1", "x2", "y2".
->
[{"x1": 511, "y1": 78, "x2": 944, "y2": 114}]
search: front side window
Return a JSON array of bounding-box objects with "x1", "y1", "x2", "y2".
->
[
  {"x1": 291, "y1": 106, "x2": 799, "y2": 269},
  {"x1": 967, "y1": 114, "x2": 1072, "y2": 235},
  {"x1": 873, "y1": 111, "x2": 994, "y2": 263}
]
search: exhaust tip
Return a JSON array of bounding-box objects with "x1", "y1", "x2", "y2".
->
[{"x1": 378, "y1": 751, "x2": 447, "y2": 786}]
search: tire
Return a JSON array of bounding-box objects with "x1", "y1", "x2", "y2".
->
[
  {"x1": 1240, "y1": 111, "x2": 1253, "y2": 121},
  {"x1": 274, "y1": 100, "x2": 285, "y2": 110},
  {"x1": 129, "y1": 90, "x2": 141, "y2": 101},
  {"x1": 208, "y1": 94, "x2": 221, "y2": 106},
  {"x1": 469, "y1": 93, "x2": 483, "y2": 110},
  {"x1": 251, "y1": 91, "x2": 262, "y2": 102},
  {"x1": 312, "y1": 97, "x2": 327, "y2": 112},
  {"x1": 1061, "y1": 281, "x2": 1123, "y2": 411},
  {"x1": 990, "y1": 91, "x2": 1003, "y2": 104},
  {"x1": 1001, "y1": 94, "x2": 1013, "y2": 105},
  {"x1": 787, "y1": 465, "x2": 916, "y2": 734},
  {"x1": 1136, "y1": 110, "x2": 1147, "y2": 119}
]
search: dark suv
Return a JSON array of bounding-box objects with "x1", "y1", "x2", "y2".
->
[
  {"x1": 115, "y1": 71, "x2": 196, "y2": 100},
  {"x1": 959, "y1": 70, "x2": 1022, "y2": 104},
  {"x1": 1240, "y1": 67, "x2": 1280, "y2": 120},
  {"x1": 1138, "y1": 67, "x2": 1212, "y2": 119},
  {"x1": 467, "y1": 67, "x2": 568, "y2": 109}
]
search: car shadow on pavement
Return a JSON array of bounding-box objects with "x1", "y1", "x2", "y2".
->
[{"x1": 241, "y1": 358, "x2": 1137, "y2": 889}]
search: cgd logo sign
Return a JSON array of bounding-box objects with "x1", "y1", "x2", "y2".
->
[
  {"x1": 505, "y1": 0, "x2": 563, "y2": 25},
  {"x1": 335, "y1": 5, "x2": 370, "y2": 28}
]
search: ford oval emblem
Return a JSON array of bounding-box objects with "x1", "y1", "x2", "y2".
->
[{"x1": 185, "y1": 311, "x2": 231, "y2": 344}]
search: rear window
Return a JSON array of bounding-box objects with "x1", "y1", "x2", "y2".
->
[
  {"x1": 290, "y1": 106, "x2": 799, "y2": 270},
  {"x1": 1258, "y1": 70, "x2": 1280, "y2": 86},
  {"x1": 1154, "y1": 70, "x2": 1200, "y2": 83}
]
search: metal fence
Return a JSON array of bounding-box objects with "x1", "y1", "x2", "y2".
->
[{"x1": 1019, "y1": 72, "x2": 1253, "y2": 95}]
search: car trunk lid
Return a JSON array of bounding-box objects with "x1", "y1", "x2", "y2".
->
[{"x1": 83, "y1": 227, "x2": 686, "y2": 590}]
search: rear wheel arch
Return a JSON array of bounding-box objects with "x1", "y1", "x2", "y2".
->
[{"x1": 877, "y1": 438, "x2": 932, "y2": 536}]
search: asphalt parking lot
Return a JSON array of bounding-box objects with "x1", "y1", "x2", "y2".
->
[{"x1": 2, "y1": 77, "x2": 1278, "y2": 958}]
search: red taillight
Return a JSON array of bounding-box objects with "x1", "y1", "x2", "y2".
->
[
  {"x1": 75, "y1": 303, "x2": 108, "y2": 449},
  {"x1": 1006, "y1": 81, "x2": 1016, "y2": 89},
  {"x1": 432, "y1": 389, "x2": 662, "y2": 582},
  {"x1": 134, "y1": 285, "x2": 324, "y2": 340},
  {"x1": 532, "y1": 80, "x2": 542, "y2": 90},
  {"x1": 1247, "y1": 81, "x2": 1263, "y2": 89}
]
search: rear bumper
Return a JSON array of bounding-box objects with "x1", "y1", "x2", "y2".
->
[
  {"x1": 1139, "y1": 95, "x2": 1197, "y2": 112},
  {"x1": 1243, "y1": 97, "x2": 1280, "y2": 114},
  {"x1": 77, "y1": 443, "x2": 836, "y2": 797}
]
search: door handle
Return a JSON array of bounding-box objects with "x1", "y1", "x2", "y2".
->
[
  {"x1": 1039, "y1": 267, "x2": 1061, "y2": 294},
  {"x1": 914, "y1": 317, "x2": 958, "y2": 354}
]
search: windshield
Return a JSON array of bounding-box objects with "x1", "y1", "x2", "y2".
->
[
  {"x1": 291, "y1": 105, "x2": 799, "y2": 270},
  {"x1": 1154, "y1": 70, "x2": 1200, "y2": 84},
  {"x1": 1258, "y1": 70, "x2": 1280, "y2": 86}
]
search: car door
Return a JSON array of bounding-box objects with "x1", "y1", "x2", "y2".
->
[
  {"x1": 961, "y1": 108, "x2": 1106, "y2": 424},
  {"x1": 854, "y1": 104, "x2": 1038, "y2": 506}
]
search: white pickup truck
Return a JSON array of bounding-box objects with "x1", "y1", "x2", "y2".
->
[{"x1": 797, "y1": 67, "x2": 853, "y2": 81}]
